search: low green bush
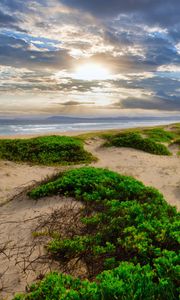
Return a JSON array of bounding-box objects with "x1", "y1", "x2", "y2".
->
[
  {"x1": 14, "y1": 256, "x2": 180, "y2": 300},
  {"x1": 0, "y1": 136, "x2": 95, "y2": 165},
  {"x1": 171, "y1": 138, "x2": 180, "y2": 155},
  {"x1": 104, "y1": 132, "x2": 171, "y2": 155},
  {"x1": 166, "y1": 124, "x2": 180, "y2": 136},
  {"x1": 28, "y1": 167, "x2": 160, "y2": 202},
  {"x1": 143, "y1": 128, "x2": 176, "y2": 143},
  {"x1": 173, "y1": 139, "x2": 180, "y2": 145},
  {"x1": 15, "y1": 167, "x2": 179, "y2": 299}
]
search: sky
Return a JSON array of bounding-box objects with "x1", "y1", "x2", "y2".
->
[{"x1": 0, "y1": 0, "x2": 180, "y2": 116}]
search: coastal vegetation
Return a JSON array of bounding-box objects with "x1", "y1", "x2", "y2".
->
[
  {"x1": 14, "y1": 167, "x2": 180, "y2": 300},
  {"x1": 171, "y1": 138, "x2": 180, "y2": 155},
  {"x1": 103, "y1": 132, "x2": 171, "y2": 155},
  {"x1": 0, "y1": 124, "x2": 179, "y2": 299},
  {"x1": 76, "y1": 124, "x2": 180, "y2": 156},
  {"x1": 0, "y1": 125, "x2": 179, "y2": 165},
  {"x1": 142, "y1": 128, "x2": 177, "y2": 143},
  {"x1": 0, "y1": 136, "x2": 95, "y2": 165}
]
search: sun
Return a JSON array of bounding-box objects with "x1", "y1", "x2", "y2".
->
[{"x1": 74, "y1": 63, "x2": 110, "y2": 81}]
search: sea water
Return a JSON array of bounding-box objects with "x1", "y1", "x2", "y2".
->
[{"x1": 0, "y1": 116, "x2": 180, "y2": 136}]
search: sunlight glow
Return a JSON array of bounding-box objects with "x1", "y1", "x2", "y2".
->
[{"x1": 74, "y1": 63, "x2": 110, "y2": 81}]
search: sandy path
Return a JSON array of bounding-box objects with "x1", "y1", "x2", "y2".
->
[{"x1": 85, "y1": 138, "x2": 180, "y2": 210}]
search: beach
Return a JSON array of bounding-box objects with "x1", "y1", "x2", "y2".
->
[
  {"x1": 0, "y1": 124, "x2": 179, "y2": 208},
  {"x1": 1, "y1": 0, "x2": 179, "y2": 297},
  {"x1": 0, "y1": 132, "x2": 179, "y2": 209},
  {"x1": 0, "y1": 124, "x2": 179, "y2": 299},
  {"x1": 1, "y1": 116, "x2": 180, "y2": 136}
]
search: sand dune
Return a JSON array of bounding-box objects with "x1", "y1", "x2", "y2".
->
[
  {"x1": 0, "y1": 160, "x2": 62, "y2": 206},
  {"x1": 0, "y1": 194, "x2": 78, "y2": 299},
  {"x1": 0, "y1": 133, "x2": 179, "y2": 299},
  {"x1": 0, "y1": 136, "x2": 179, "y2": 209},
  {"x1": 85, "y1": 138, "x2": 180, "y2": 209}
]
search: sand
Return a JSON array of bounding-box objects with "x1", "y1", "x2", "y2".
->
[
  {"x1": 0, "y1": 160, "x2": 62, "y2": 206},
  {"x1": 1, "y1": 140, "x2": 179, "y2": 209},
  {"x1": 85, "y1": 138, "x2": 180, "y2": 209},
  {"x1": 0, "y1": 130, "x2": 179, "y2": 299},
  {"x1": 0, "y1": 195, "x2": 79, "y2": 299}
]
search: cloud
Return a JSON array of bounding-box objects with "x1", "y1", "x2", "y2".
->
[
  {"x1": 0, "y1": 0, "x2": 24, "y2": 11},
  {"x1": 61, "y1": 100, "x2": 95, "y2": 106},
  {"x1": 60, "y1": 0, "x2": 162, "y2": 16},
  {"x1": 60, "y1": 0, "x2": 180, "y2": 26},
  {"x1": 0, "y1": 0, "x2": 179, "y2": 114},
  {"x1": 0, "y1": 10, "x2": 17, "y2": 25},
  {"x1": 0, "y1": 9, "x2": 25, "y2": 31},
  {"x1": 119, "y1": 96, "x2": 180, "y2": 111},
  {"x1": 157, "y1": 64, "x2": 180, "y2": 73},
  {"x1": 0, "y1": 34, "x2": 74, "y2": 69}
]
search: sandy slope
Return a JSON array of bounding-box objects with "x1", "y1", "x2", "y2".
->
[
  {"x1": 0, "y1": 135, "x2": 179, "y2": 299},
  {"x1": 0, "y1": 138, "x2": 179, "y2": 209},
  {"x1": 85, "y1": 138, "x2": 180, "y2": 209},
  {"x1": 0, "y1": 194, "x2": 79, "y2": 299},
  {"x1": 0, "y1": 161, "x2": 68, "y2": 206}
]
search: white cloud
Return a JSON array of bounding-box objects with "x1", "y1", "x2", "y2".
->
[
  {"x1": 175, "y1": 42, "x2": 180, "y2": 55},
  {"x1": 157, "y1": 64, "x2": 180, "y2": 72}
]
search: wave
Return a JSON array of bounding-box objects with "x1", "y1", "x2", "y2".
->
[{"x1": 0, "y1": 119, "x2": 179, "y2": 136}]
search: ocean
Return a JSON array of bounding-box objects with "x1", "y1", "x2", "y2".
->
[{"x1": 0, "y1": 116, "x2": 180, "y2": 136}]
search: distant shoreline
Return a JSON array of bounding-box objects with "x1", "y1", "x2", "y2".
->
[{"x1": 0, "y1": 120, "x2": 179, "y2": 138}]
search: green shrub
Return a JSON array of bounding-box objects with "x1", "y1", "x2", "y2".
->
[
  {"x1": 15, "y1": 167, "x2": 179, "y2": 299},
  {"x1": 13, "y1": 272, "x2": 100, "y2": 300},
  {"x1": 164, "y1": 123, "x2": 180, "y2": 137},
  {"x1": 104, "y1": 132, "x2": 171, "y2": 155},
  {"x1": 173, "y1": 139, "x2": 180, "y2": 145},
  {"x1": 171, "y1": 138, "x2": 180, "y2": 155},
  {"x1": 0, "y1": 136, "x2": 95, "y2": 165},
  {"x1": 28, "y1": 167, "x2": 162, "y2": 202},
  {"x1": 143, "y1": 128, "x2": 176, "y2": 143},
  {"x1": 14, "y1": 258, "x2": 179, "y2": 300}
]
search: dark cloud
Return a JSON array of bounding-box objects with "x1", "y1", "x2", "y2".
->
[
  {"x1": 0, "y1": 9, "x2": 24, "y2": 31},
  {"x1": 0, "y1": 34, "x2": 73, "y2": 69},
  {"x1": 60, "y1": 0, "x2": 163, "y2": 16},
  {"x1": 0, "y1": 0, "x2": 48, "y2": 13},
  {"x1": 55, "y1": 79, "x2": 102, "y2": 93},
  {"x1": 0, "y1": 10, "x2": 17, "y2": 24},
  {"x1": 62, "y1": 100, "x2": 95, "y2": 106},
  {"x1": 103, "y1": 29, "x2": 133, "y2": 47},
  {"x1": 0, "y1": 0, "x2": 179, "y2": 114},
  {"x1": 60, "y1": 0, "x2": 180, "y2": 26},
  {"x1": 119, "y1": 96, "x2": 180, "y2": 111},
  {"x1": 135, "y1": 77, "x2": 180, "y2": 98},
  {"x1": 0, "y1": 0, "x2": 23, "y2": 11},
  {"x1": 143, "y1": 2, "x2": 180, "y2": 27}
]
